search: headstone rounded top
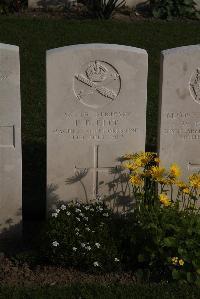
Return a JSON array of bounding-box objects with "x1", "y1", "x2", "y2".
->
[
  {"x1": 47, "y1": 43, "x2": 147, "y2": 56},
  {"x1": 47, "y1": 42, "x2": 148, "y2": 204},
  {"x1": 162, "y1": 45, "x2": 200, "y2": 56},
  {"x1": 0, "y1": 43, "x2": 19, "y2": 51}
]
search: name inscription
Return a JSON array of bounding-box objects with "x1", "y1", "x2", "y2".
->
[
  {"x1": 163, "y1": 111, "x2": 200, "y2": 140},
  {"x1": 53, "y1": 111, "x2": 138, "y2": 141}
]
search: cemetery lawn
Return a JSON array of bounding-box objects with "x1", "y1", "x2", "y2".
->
[{"x1": 1, "y1": 283, "x2": 200, "y2": 299}]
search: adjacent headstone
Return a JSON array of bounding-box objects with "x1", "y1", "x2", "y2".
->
[
  {"x1": 158, "y1": 45, "x2": 200, "y2": 182},
  {"x1": 0, "y1": 44, "x2": 22, "y2": 241},
  {"x1": 47, "y1": 44, "x2": 148, "y2": 208}
]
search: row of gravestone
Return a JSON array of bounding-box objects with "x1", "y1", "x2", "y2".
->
[{"x1": 0, "y1": 43, "x2": 199, "y2": 241}]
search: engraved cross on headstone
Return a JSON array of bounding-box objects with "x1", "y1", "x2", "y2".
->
[
  {"x1": 0, "y1": 126, "x2": 14, "y2": 148},
  {"x1": 75, "y1": 144, "x2": 113, "y2": 198}
]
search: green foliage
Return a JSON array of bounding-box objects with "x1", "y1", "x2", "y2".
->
[
  {"x1": 0, "y1": 0, "x2": 26, "y2": 14},
  {"x1": 120, "y1": 205, "x2": 200, "y2": 284},
  {"x1": 41, "y1": 202, "x2": 121, "y2": 272},
  {"x1": 86, "y1": 0, "x2": 125, "y2": 19},
  {"x1": 40, "y1": 199, "x2": 200, "y2": 284},
  {"x1": 149, "y1": 0, "x2": 200, "y2": 20}
]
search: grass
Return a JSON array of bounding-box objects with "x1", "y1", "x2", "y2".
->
[
  {"x1": 0, "y1": 17, "x2": 199, "y2": 223},
  {"x1": 0, "y1": 283, "x2": 200, "y2": 299}
]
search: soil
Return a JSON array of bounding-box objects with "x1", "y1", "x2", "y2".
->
[{"x1": 0, "y1": 255, "x2": 136, "y2": 286}]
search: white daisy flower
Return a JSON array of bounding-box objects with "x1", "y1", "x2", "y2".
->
[
  {"x1": 81, "y1": 243, "x2": 86, "y2": 248},
  {"x1": 76, "y1": 208, "x2": 81, "y2": 213},
  {"x1": 76, "y1": 217, "x2": 81, "y2": 221},
  {"x1": 95, "y1": 243, "x2": 100, "y2": 248},
  {"x1": 66, "y1": 211, "x2": 71, "y2": 216},
  {"x1": 86, "y1": 246, "x2": 91, "y2": 251},
  {"x1": 52, "y1": 241, "x2": 59, "y2": 247},
  {"x1": 55, "y1": 209, "x2": 60, "y2": 214},
  {"x1": 97, "y1": 207, "x2": 103, "y2": 212},
  {"x1": 52, "y1": 212, "x2": 58, "y2": 218},
  {"x1": 85, "y1": 206, "x2": 90, "y2": 210},
  {"x1": 72, "y1": 247, "x2": 77, "y2": 251},
  {"x1": 86, "y1": 227, "x2": 90, "y2": 231},
  {"x1": 61, "y1": 205, "x2": 66, "y2": 210},
  {"x1": 114, "y1": 258, "x2": 120, "y2": 262},
  {"x1": 103, "y1": 213, "x2": 109, "y2": 217},
  {"x1": 93, "y1": 261, "x2": 99, "y2": 267},
  {"x1": 75, "y1": 228, "x2": 79, "y2": 232}
]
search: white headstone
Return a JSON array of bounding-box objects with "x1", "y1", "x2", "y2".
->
[
  {"x1": 47, "y1": 44, "x2": 148, "y2": 208},
  {"x1": 158, "y1": 45, "x2": 200, "y2": 182},
  {"x1": 0, "y1": 44, "x2": 22, "y2": 239}
]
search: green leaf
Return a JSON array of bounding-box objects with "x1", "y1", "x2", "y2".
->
[
  {"x1": 172, "y1": 269, "x2": 181, "y2": 280},
  {"x1": 196, "y1": 269, "x2": 200, "y2": 275},
  {"x1": 195, "y1": 276, "x2": 200, "y2": 287},
  {"x1": 152, "y1": 8, "x2": 162, "y2": 18},
  {"x1": 187, "y1": 272, "x2": 193, "y2": 283},
  {"x1": 163, "y1": 237, "x2": 176, "y2": 247},
  {"x1": 138, "y1": 254, "x2": 145, "y2": 262}
]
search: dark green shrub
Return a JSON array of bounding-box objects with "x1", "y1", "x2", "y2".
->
[
  {"x1": 149, "y1": 0, "x2": 200, "y2": 19},
  {"x1": 120, "y1": 205, "x2": 200, "y2": 285},
  {"x1": 86, "y1": 0, "x2": 125, "y2": 19},
  {"x1": 0, "y1": 0, "x2": 27, "y2": 14},
  {"x1": 40, "y1": 202, "x2": 121, "y2": 272}
]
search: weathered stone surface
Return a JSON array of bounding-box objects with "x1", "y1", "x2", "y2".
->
[
  {"x1": 47, "y1": 44, "x2": 147, "y2": 209},
  {"x1": 158, "y1": 45, "x2": 200, "y2": 183},
  {"x1": 0, "y1": 44, "x2": 22, "y2": 240}
]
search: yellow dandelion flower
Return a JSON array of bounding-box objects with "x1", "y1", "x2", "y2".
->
[
  {"x1": 169, "y1": 163, "x2": 181, "y2": 178},
  {"x1": 157, "y1": 178, "x2": 169, "y2": 185},
  {"x1": 123, "y1": 162, "x2": 138, "y2": 171},
  {"x1": 133, "y1": 152, "x2": 155, "y2": 167},
  {"x1": 160, "y1": 177, "x2": 177, "y2": 185},
  {"x1": 159, "y1": 193, "x2": 171, "y2": 207},
  {"x1": 150, "y1": 166, "x2": 166, "y2": 180},
  {"x1": 171, "y1": 257, "x2": 178, "y2": 265},
  {"x1": 179, "y1": 259, "x2": 184, "y2": 266},
  {"x1": 154, "y1": 157, "x2": 161, "y2": 164},
  {"x1": 182, "y1": 188, "x2": 190, "y2": 194},
  {"x1": 129, "y1": 174, "x2": 143, "y2": 186},
  {"x1": 176, "y1": 181, "x2": 188, "y2": 189},
  {"x1": 189, "y1": 173, "x2": 200, "y2": 189},
  {"x1": 123, "y1": 153, "x2": 135, "y2": 160}
]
